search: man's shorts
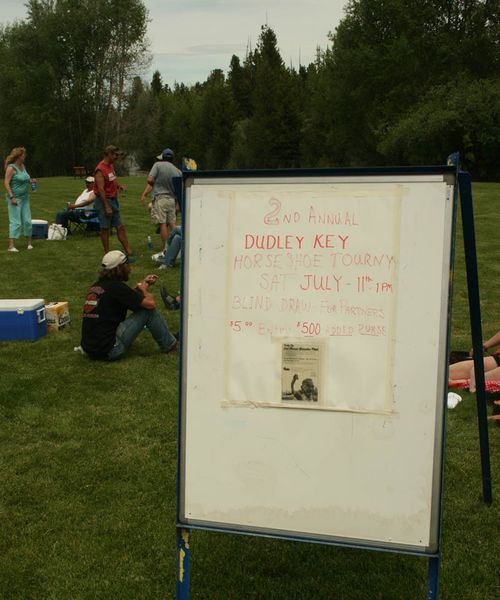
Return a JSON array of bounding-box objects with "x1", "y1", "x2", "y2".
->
[
  {"x1": 151, "y1": 194, "x2": 176, "y2": 225},
  {"x1": 94, "y1": 197, "x2": 122, "y2": 229}
]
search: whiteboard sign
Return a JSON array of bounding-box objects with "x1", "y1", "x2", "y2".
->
[{"x1": 180, "y1": 170, "x2": 456, "y2": 553}]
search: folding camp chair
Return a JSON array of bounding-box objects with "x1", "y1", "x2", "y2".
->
[{"x1": 68, "y1": 209, "x2": 100, "y2": 235}]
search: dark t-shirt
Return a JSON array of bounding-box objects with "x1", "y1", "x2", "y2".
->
[{"x1": 80, "y1": 279, "x2": 143, "y2": 358}]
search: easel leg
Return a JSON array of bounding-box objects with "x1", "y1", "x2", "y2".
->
[
  {"x1": 176, "y1": 527, "x2": 190, "y2": 600},
  {"x1": 427, "y1": 555, "x2": 440, "y2": 600},
  {"x1": 458, "y1": 171, "x2": 493, "y2": 504}
]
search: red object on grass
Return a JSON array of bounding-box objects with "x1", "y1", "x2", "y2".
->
[{"x1": 448, "y1": 379, "x2": 500, "y2": 392}]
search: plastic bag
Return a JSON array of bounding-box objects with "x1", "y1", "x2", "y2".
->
[{"x1": 47, "y1": 223, "x2": 67, "y2": 240}]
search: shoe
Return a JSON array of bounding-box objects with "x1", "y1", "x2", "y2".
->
[
  {"x1": 162, "y1": 339, "x2": 178, "y2": 354},
  {"x1": 7, "y1": 247, "x2": 19, "y2": 252},
  {"x1": 152, "y1": 251, "x2": 165, "y2": 263},
  {"x1": 160, "y1": 286, "x2": 180, "y2": 310},
  {"x1": 127, "y1": 254, "x2": 136, "y2": 264},
  {"x1": 27, "y1": 244, "x2": 34, "y2": 250}
]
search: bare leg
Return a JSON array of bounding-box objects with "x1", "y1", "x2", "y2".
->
[
  {"x1": 99, "y1": 228, "x2": 110, "y2": 253},
  {"x1": 159, "y1": 223, "x2": 168, "y2": 247},
  {"x1": 8, "y1": 238, "x2": 16, "y2": 250},
  {"x1": 490, "y1": 399, "x2": 500, "y2": 420},
  {"x1": 116, "y1": 224, "x2": 132, "y2": 256},
  {"x1": 466, "y1": 356, "x2": 498, "y2": 393},
  {"x1": 449, "y1": 359, "x2": 475, "y2": 380},
  {"x1": 27, "y1": 236, "x2": 33, "y2": 248},
  {"x1": 484, "y1": 366, "x2": 500, "y2": 382}
]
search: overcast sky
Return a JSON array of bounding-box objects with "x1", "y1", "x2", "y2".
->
[{"x1": 2, "y1": 0, "x2": 347, "y2": 85}]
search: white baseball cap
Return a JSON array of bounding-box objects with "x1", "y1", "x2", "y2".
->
[{"x1": 101, "y1": 250, "x2": 128, "y2": 269}]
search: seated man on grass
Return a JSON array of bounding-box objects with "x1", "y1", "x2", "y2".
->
[
  {"x1": 152, "y1": 225, "x2": 181, "y2": 269},
  {"x1": 55, "y1": 176, "x2": 97, "y2": 231},
  {"x1": 80, "y1": 250, "x2": 177, "y2": 360}
]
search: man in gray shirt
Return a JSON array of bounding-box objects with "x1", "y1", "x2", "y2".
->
[{"x1": 141, "y1": 148, "x2": 182, "y2": 248}]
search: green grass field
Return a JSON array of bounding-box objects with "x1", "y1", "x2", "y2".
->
[{"x1": 0, "y1": 177, "x2": 498, "y2": 600}]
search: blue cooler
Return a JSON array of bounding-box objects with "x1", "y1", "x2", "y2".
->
[
  {"x1": 31, "y1": 219, "x2": 48, "y2": 239},
  {"x1": 0, "y1": 299, "x2": 47, "y2": 341}
]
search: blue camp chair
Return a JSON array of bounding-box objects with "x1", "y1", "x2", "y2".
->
[{"x1": 68, "y1": 208, "x2": 100, "y2": 235}]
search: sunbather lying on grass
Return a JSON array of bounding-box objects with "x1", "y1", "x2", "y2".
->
[{"x1": 449, "y1": 329, "x2": 500, "y2": 392}]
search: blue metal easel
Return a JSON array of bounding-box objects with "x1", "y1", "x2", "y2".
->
[
  {"x1": 457, "y1": 169, "x2": 492, "y2": 505},
  {"x1": 175, "y1": 163, "x2": 493, "y2": 600},
  {"x1": 176, "y1": 528, "x2": 190, "y2": 600}
]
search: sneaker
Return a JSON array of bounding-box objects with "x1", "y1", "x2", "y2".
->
[
  {"x1": 27, "y1": 244, "x2": 34, "y2": 250},
  {"x1": 151, "y1": 251, "x2": 165, "y2": 263},
  {"x1": 7, "y1": 247, "x2": 19, "y2": 252},
  {"x1": 160, "y1": 286, "x2": 180, "y2": 310},
  {"x1": 127, "y1": 254, "x2": 136, "y2": 264}
]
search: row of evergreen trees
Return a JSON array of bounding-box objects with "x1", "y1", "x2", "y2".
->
[
  {"x1": 1, "y1": 1, "x2": 499, "y2": 179},
  {"x1": 125, "y1": 1, "x2": 499, "y2": 179}
]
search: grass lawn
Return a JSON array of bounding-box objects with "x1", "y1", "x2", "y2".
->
[{"x1": 0, "y1": 176, "x2": 498, "y2": 600}]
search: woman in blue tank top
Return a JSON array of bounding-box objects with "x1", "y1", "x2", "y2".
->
[{"x1": 4, "y1": 146, "x2": 35, "y2": 252}]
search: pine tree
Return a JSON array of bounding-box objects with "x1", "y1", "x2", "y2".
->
[{"x1": 245, "y1": 26, "x2": 301, "y2": 168}]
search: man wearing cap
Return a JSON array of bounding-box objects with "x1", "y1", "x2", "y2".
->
[
  {"x1": 94, "y1": 145, "x2": 134, "y2": 259},
  {"x1": 55, "y1": 176, "x2": 97, "y2": 231},
  {"x1": 80, "y1": 250, "x2": 177, "y2": 360},
  {"x1": 140, "y1": 148, "x2": 182, "y2": 248}
]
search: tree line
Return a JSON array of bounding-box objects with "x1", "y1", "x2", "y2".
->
[
  {"x1": 1, "y1": 0, "x2": 499, "y2": 179},
  {"x1": 0, "y1": 0, "x2": 149, "y2": 176}
]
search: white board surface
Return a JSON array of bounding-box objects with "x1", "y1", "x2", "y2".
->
[{"x1": 180, "y1": 172, "x2": 455, "y2": 552}]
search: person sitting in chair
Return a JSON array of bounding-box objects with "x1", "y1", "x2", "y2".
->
[{"x1": 55, "y1": 176, "x2": 97, "y2": 231}]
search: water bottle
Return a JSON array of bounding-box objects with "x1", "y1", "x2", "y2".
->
[
  {"x1": 147, "y1": 235, "x2": 153, "y2": 250},
  {"x1": 31, "y1": 180, "x2": 37, "y2": 192}
]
